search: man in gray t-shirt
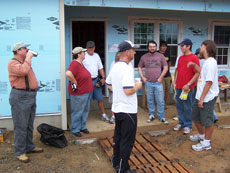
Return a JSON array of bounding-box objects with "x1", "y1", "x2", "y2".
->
[{"x1": 138, "y1": 40, "x2": 168, "y2": 124}]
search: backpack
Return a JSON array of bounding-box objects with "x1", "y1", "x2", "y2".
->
[{"x1": 37, "y1": 123, "x2": 68, "y2": 148}]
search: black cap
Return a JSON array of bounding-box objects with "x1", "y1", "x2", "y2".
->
[
  {"x1": 86, "y1": 41, "x2": 95, "y2": 48},
  {"x1": 178, "y1": 38, "x2": 193, "y2": 46},
  {"x1": 118, "y1": 40, "x2": 137, "y2": 52}
]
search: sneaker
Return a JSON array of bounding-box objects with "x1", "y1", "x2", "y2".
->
[
  {"x1": 192, "y1": 141, "x2": 212, "y2": 151},
  {"x1": 147, "y1": 115, "x2": 155, "y2": 123},
  {"x1": 101, "y1": 114, "x2": 110, "y2": 122},
  {"x1": 173, "y1": 124, "x2": 182, "y2": 131},
  {"x1": 189, "y1": 134, "x2": 204, "y2": 142},
  {"x1": 183, "y1": 127, "x2": 192, "y2": 134},
  {"x1": 17, "y1": 154, "x2": 29, "y2": 163},
  {"x1": 160, "y1": 118, "x2": 168, "y2": 124},
  {"x1": 109, "y1": 115, "x2": 115, "y2": 124}
]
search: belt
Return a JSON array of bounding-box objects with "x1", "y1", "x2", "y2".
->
[
  {"x1": 13, "y1": 87, "x2": 37, "y2": 92},
  {"x1": 92, "y1": 77, "x2": 98, "y2": 80}
]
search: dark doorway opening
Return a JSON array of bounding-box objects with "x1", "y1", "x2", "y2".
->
[{"x1": 72, "y1": 21, "x2": 105, "y2": 67}]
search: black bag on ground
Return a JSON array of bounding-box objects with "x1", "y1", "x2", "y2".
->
[{"x1": 37, "y1": 123, "x2": 68, "y2": 148}]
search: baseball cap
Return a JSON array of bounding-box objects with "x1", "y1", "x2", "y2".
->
[
  {"x1": 178, "y1": 38, "x2": 193, "y2": 46},
  {"x1": 72, "y1": 47, "x2": 87, "y2": 55},
  {"x1": 118, "y1": 40, "x2": 137, "y2": 52},
  {"x1": 12, "y1": 42, "x2": 30, "y2": 51},
  {"x1": 86, "y1": 41, "x2": 95, "y2": 48}
]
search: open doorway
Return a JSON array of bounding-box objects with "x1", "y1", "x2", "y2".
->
[
  {"x1": 72, "y1": 21, "x2": 105, "y2": 72},
  {"x1": 67, "y1": 20, "x2": 107, "y2": 130}
]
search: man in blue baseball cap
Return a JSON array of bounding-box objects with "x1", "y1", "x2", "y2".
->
[{"x1": 173, "y1": 38, "x2": 200, "y2": 134}]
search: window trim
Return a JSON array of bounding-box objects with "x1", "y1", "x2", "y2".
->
[
  {"x1": 209, "y1": 19, "x2": 230, "y2": 68},
  {"x1": 128, "y1": 17, "x2": 183, "y2": 70}
]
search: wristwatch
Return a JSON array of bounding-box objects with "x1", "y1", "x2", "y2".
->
[{"x1": 187, "y1": 83, "x2": 191, "y2": 87}]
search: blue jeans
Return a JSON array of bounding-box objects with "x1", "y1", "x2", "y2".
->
[
  {"x1": 176, "y1": 89, "x2": 194, "y2": 129},
  {"x1": 213, "y1": 111, "x2": 218, "y2": 121},
  {"x1": 145, "y1": 81, "x2": 165, "y2": 120},
  {"x1": 70, "y1": 93, "x2": 91, "y2": 133}
]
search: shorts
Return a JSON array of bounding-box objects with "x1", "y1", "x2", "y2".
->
[
  {"x1": 90, "y1": 78, "x2": 103, "y2": 101},
  {"x1": 192, "y1": 97, "x2": 217, "y2": 127}
]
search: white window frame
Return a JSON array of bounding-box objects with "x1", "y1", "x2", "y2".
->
[
  {"x1": 128, "y1": 17, "x2": 183, "y2": 70},
  {"x1": 209, "y1": 20, "x2": 230, "y2": 68}
]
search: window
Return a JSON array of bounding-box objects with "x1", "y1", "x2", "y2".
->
[
  {"x1": 214, "y1": 25, "x2": 230, "y2": 65},
  {"x1": 131, "y1": 19, "x2": 182, "y2": 68},
  {"x1": 160, "y1": 23, "x2": 178, "y2": 66}
]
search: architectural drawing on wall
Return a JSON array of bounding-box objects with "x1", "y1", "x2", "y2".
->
[
  {"x1": 46, "y1": 16, "x2": 59, "y2": 30},
  {"x1": 112, "y1": 25, "x2": 128, "y2": 35},
  {"x1": 16, "y1": 17, "x2": 31, "y2": 30},
  {"x1": 188, "y1": 27, "x2": 208, "y2": 36},
  {"x1": 0, "y1": 17, "x2": 31, "y2": 31},
  {"x1": 0, "y1": 18, "x2": 15, "y2": 31},
  {"x1": 37, "y1": 80, "x2": 58, "y2": 92}
]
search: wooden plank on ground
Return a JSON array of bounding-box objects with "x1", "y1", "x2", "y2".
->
[
  {"x1": 136, "y1": 135, "x2": 148, "y2": 144},
  {"x1": 157, "y1": 165, "x2": 170, "y2": 173},
  {"x1": 99, "y1": 134, "x2": 195, "y2": 173},
  {"x1": 142, "y1": 142, "x2": 158, "y2": 152},
  {"x1": 99, "y1": 139, "x2": 113, "y2": 158},
  {"x1": 178, "y1": 162, "x2": 195, "y2": 173},
  {"x1": 150, "y1": 151, "x2": 168, "y2": 163},
  {"x1": 165, "y1": 163, "x2": 180, "y2": 173},
  {"x1": 130, "y1": 154, "x2": 142, "y2": 166},
  {"x1": 159, "y1": 149, "x2": 175, "y2": 161},
  {"x1": 142, "y1": 152, "x2": 159, "y2": 165},
  {"x1": 143, "y1": 134, "x2": 164, "y2": 151},
  {"x1": 172, "y1": 162, "x2": 189, "y2": 173}
]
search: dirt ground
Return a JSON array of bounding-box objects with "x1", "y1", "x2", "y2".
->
[{"x1": 1, "y1": 99, "x2": 230, "y2": 173}]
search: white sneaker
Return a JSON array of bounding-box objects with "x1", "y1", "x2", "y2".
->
[
  {"x1": 101, "y1": 114, "x2": 110, "y2": 122},
  {"x1": 189, "y1": 134, "x2": 204, "y2": 142},
  {"x1": 109, "y1": 115, "x2": 115, "y2": 124},
  {"x1": 183, "y1": 127, "x2": 192, "y2": 134},
  {"x1": 160, "y1": 118, "x2": 168, "y2": 124},
  {"x1": 147, "y1": 115, "x2": 155, "y2": 123},
  {"x1": 192, "y1": 141, "x2": 211, "y2": 151},
  {"x1": 173, "y1": 124, "x2": 182, "y2": 131}
]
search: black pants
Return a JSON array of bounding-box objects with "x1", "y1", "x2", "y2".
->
[{"x1": 112, "y1": 112, "x2": 137, "y2": 173}]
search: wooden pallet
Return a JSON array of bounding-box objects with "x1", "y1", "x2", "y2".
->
[{"x1": 99, "y1": 133, "x2": 194, "y2": 173}]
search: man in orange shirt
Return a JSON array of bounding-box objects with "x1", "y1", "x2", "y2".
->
[{"x1": 8, "y1": 42, "x2": 43, "y2": 163}]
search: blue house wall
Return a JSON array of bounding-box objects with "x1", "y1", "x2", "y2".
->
[{"x1": 64, "y1": 6, "x2": 230, "y2": 95}]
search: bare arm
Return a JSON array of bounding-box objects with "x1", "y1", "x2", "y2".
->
[
  {"x1": 107, "y1": 85, "x2": 113, "y2": 92},
  {"x1": 138, "y1": 67, "x2": 147, "y2": 83},
  {"x1": 124, "y1": 82, "x2": 142, "y2": 95},
  {"x1": 158, "y1": 65, "x2": 168, "y2": 83},
  {"x1": 183, "y1": 72, "x2": 200, "y2": 92},
  {"x1": 99, "y1": 68, "x2": 105, "y2": 86},
  {"x1": 198, "y1": 81, "x2": 213, "y2": 108},
  {"x1": 66, "y1": 70, "x2": 77, "y2": 85}
]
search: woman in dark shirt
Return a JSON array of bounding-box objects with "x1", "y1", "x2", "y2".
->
[{"x1": 66, "y1": 47, "x2": 93, "y2": 137}]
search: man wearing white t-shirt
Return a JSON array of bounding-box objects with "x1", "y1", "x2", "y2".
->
[
  {"x1": 187, "y1": 40, "x2": 219, "y2": 151},
  {"x1": 83, "y1": 41, "x2": 109, "y2": 122},
  {"x1": 106, "y1": 40, "x2": 142, "y2": 173}
]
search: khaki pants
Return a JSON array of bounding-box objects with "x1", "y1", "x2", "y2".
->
[{"x1": 162, "y1": 77, "x2": 171, "y2": 105}]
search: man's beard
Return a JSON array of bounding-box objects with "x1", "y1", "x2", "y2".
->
[{"x1": 149, "y1": 50, "x2": 156, "y2": 54}]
